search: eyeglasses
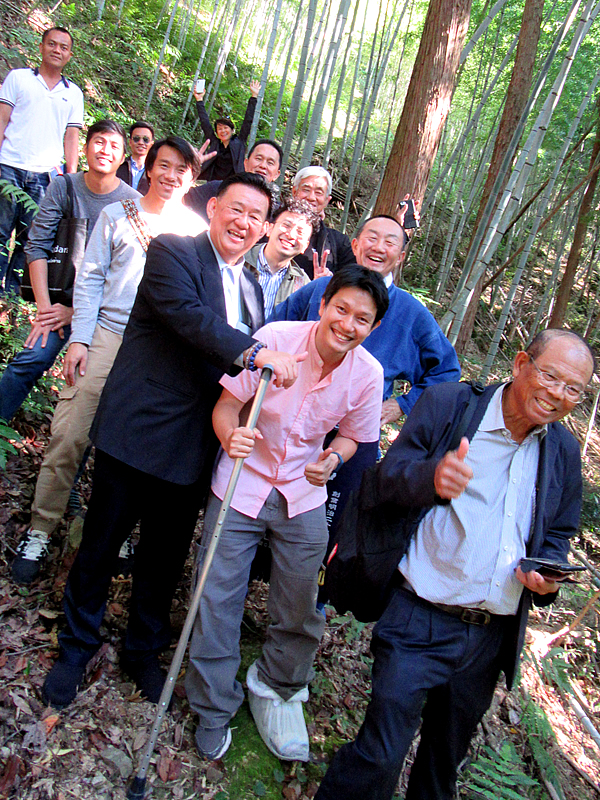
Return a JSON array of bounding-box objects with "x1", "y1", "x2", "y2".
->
[
  {"x1": 529, "y1": 355, "x2": 587, "y2": 403},
  {"x1": 132, "y1": 135, "x2": 151, "y2": 144}
]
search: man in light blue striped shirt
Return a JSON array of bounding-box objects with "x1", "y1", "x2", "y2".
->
[{"x1": 245, "y1": 199, "x2": 319, "y2": 319}]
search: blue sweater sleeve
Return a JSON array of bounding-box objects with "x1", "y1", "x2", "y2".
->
[{"x1": 268, "y1": 277, "x2": 330, "y2": 323}]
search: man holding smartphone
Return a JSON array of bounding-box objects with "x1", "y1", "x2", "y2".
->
[{"x1": 315, "y1": 328, "x2": 594, "y2": 800}]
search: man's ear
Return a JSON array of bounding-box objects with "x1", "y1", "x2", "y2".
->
[
  {"x1": 370, "y1": 319, "x2": 382, "y2": 332},
  {"x1": 264, "y1": 221, "x2": 273, "y2": 238},
  {"x1": 206, "y1": 195, "x2": 217, "y2": 221},
  {"x1": 351, "y1": 238, "x2": 359, "y2": 258},
  {"x1": 318, "y1": 297, "x2": 326, "y2": 318},
  {"x1": 512, "y1": 351, "x2": 529, "y2": 379}
]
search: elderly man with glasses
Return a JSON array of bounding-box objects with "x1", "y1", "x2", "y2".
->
[{"x1": 316, "y1": 327, "x2": 594, "y2": 800}]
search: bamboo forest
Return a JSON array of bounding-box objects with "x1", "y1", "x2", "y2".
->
[{"x1": 1, "y1": 0, "x2": 600, "y2": 797}]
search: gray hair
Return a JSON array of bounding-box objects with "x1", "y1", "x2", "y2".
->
[{"x1": 292, "y1": 166, "x2": 332, "y2": 195}]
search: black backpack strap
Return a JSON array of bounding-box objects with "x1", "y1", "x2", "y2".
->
[
  {"x1": 63, "y1": 173, "x2": 75, "y2": 218},
  {"x1": 448, "y1": 380, "x2": 486, "y2": 451}
]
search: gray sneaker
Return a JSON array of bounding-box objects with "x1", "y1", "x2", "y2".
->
[
  {"x1": 194, "y1": 726, "x2": 232, "y2": 760},
  {"x1": 11, "y1": 528, "x2": 50, "y2": 585}
]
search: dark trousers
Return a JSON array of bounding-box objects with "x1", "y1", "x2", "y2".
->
[
  {"x1": 59, "y1": 449, "x2": 206, "y2": 666},
  {"x1": 315, "y1": 586, "x2": 510, "y2": 800}
]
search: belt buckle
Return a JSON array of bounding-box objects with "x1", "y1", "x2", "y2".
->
[{"x1": 460, "y1": 608, "x2": 491, "y2": 626}]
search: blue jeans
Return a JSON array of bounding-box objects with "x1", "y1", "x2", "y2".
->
[
  {"x1": 315, "y1": 586, "x2": 509, "y2": 800},
  {"x1": 0, "y1": 164, "x2": 50, "y2": 294},
  {"x1": 0, "y1": 326, "x2": 70, "y2": 421}
]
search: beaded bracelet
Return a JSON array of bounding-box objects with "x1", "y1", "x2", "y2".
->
[{"x1": 247, "y1": 342, "x2": 266, "y2": 371}]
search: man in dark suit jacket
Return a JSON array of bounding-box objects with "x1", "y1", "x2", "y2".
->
[
  {"x1": 41, "y1": 173, "x2": 304, "y2": 709},
  {"x1": 316, "y1": 329, "x2": 594, "y2": 800}
]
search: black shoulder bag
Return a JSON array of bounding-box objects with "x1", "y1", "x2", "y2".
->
[
  {"x1": 324, "y1": 382, "x2": 486, "y2": 623},
  {"x1": 21, "y1": 173, "x2": 88, "y2": 306}
]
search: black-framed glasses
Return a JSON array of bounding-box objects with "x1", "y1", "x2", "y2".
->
[
  {"x1": 132, "y1": 135, "x2": 151, "y2": 144},
  {"x1": 529, "y1": 355, "x2": 587, "y2": 403}
]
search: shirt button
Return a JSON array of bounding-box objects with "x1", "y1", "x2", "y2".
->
[
  {"x1": 512, "y1": 478, "x2": 517, "y2": 483},
  {"x1": 508, "y1": 512, "x2": 512, "y2": 517},
  {"x1": 496, "y1": 581, "x2": 500, "y2": 586},
  {"x1": 504, "y1": 546, "x2": 508, "y2": 551}
]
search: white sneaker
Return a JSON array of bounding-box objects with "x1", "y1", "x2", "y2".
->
[
  {"x1": 246, "y1": 661, "x2": 309, "y2": 762},
  {"x1": 11, "y1": 528, "x2": 50, "y2": 585}
]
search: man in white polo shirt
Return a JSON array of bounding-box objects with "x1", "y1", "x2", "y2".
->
[{"x1": 0, "y1": 26, "x2": 84, "y2": 294}]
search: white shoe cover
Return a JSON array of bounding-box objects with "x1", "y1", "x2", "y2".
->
[{"x1": 246, "y1": 661, "x2": 309, "y2": 762}]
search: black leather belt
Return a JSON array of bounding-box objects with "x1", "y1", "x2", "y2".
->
[{"x1": 394, "y1": 573, "x2": 493, "y2": 626}]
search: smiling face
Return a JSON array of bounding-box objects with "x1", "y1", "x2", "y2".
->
[
  {"x1": 207, "y1": 184, "x2": 269, "y2": 264},
  {"x1": 39, "y1": 30, "x2": 72, "y2": 72},
  {"x1": 292, "y1": 175, "x2": 331, "y2": 217},
  {"x1": 216, "y1": 123, "x2": 234, "y2": 145},
  {"x1": 503, "y1": 337, "x2": 593, "y2": 441},
  {"x1": 130, "y1": 127, "x2": 154, "y2": 162},
  {"x1": 244, "y1": 143, "x2": 281, "y2": 183},
  {"x1": 85, "y1": 131, "x2": 126, "y2": 177},
  {"x1": 352, "y1": 217, "x2": 405, "y2": 278},
  {"x1": 265, "y1": 211, "x2": 313, "y2": 265},
  {"x1": 145, "y1": 145, "x2": 195, "y2": 203},
  {"x1": 315, "y1": 287, "x2": 380, "y2": 365}
]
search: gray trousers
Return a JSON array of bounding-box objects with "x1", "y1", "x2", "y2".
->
[{"x1": 185, "y1": 488, "x2": 328, "y2": 731}]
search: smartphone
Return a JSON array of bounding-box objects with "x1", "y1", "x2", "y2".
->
[
  {"x1": 398, "y1": 199, "x2": 419, "y2": 229},
  {"x1": 195, "y1": 78, "x2": 205, "y2": 93},
  {"x1": 519, "y1": 557, "x2": 586, "y2": 581}
]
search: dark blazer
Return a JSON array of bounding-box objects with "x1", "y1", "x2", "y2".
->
[
  {"x1": 375, "y1": 381, "x2": 582, "y2": 688},
  {"x1": 91, "y1": 231, "x2": 264, "y2": 485},
  {"x1": 293, "y1": 222, "x2": 355, "y2": 279},
  {"x1": 196, "y1": 97, "x2": 257, "y2": 181},
  {"x1": 116, "y1": 157, "x2": 149, "y2": 195}
]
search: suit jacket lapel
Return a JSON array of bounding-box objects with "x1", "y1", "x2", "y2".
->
[
  {"x1": 240, "y1": 268, "x2": 265, "y2": 332},
  {"x1": 194, "y1": 233, "x2": 227, "y2": 320},
  {"x1": 530, "y1": 429, "x2": 557, "y2": 554}
]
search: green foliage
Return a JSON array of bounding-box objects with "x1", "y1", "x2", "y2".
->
[
  {"x1": 0, "y1": 421, "x2": 20, "y2": 469},
  {"x1": 0, "y1": 180, "x2": 39, "y2": 215},
  {"x1": 460, "y1": 742, "x2": 541, "y2": 800}
]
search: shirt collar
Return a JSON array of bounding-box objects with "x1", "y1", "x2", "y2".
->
[
  {"x1": 257, "y1": 244, "x2": 288, "y2": 277},
  {"x1": 480, "y1": 384, "x2": 547, "y2": 441},
  {"x1": 384, "y1": 273, "x2": 394, "y2": 288},
  {"x1": 33, "y1": 67, "x2": 69, "y2": 88},
  {"x1": 207, "y1": 232, "x2": 245, "y2": 277}
]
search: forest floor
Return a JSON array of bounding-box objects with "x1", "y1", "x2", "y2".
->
[{"x1": 1, "y1": 306, "x2": 600, "y2": 800}]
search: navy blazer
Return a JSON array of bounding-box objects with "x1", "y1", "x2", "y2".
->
[
  {"x1": 91, "y1": 231, "x2": 264, "y2": 486},
  {"x1": 376, "y1": 381, "x2": 582, "y2": 688}
]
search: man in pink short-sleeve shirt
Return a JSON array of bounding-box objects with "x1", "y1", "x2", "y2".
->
[{"x1": 186, "y1": 266, "x2": 387, "y2": 763}]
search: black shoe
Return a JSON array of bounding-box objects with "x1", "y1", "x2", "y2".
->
[
  {"x1": 113, "y1": 535, "x2": 135, "y2": 578},
  {"x1": 42, "y1": 660, "x2": 86, "y2": 709},
  {"x1": 121, "y1": 656, "x2": 166, "y2": 704},
  {"x1": 11, "y1": 528, "x2": 50, "y2": 585}
]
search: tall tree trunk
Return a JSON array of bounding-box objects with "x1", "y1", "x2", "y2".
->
[
  {"x1": 248, "y1": 0, "x2": 286, "y2": 150},
  {"x1": 374, "y1": 0, "x2": 472, "y2": 214},
  {"x1": 270, "y1": 0, "x2": 305, "y2": 140},
  {"x1": 145, "y1": 0, "x2": 181, "y2": 113},
  {"x1": 453, "y1": 0, "x2": 545, "y2": 354},
  {"x1": 549, "y1": 97, "x2": 600, "y2": 327},
  {"x1": 179, "y1": 0, "x2": 220, "y2": 129}
]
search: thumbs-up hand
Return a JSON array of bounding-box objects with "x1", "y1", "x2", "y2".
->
[
  {"x1": 305, "y1": 447, "x2": 339, "y2": 486},
  {"x1": 433, "y1": 436, "x2": 473, "y2": 499}
]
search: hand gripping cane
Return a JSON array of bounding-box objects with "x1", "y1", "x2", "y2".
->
[{"x1": 127, "y1": 365, "x2": 273, "y2": 800}]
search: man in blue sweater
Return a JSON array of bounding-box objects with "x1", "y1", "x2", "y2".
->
[{"x1": 270, "y1": 214, "x2": 461, "y2": 531}]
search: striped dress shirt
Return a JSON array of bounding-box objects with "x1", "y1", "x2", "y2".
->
[{"x1": 256, "y1": 245, "x2": 289, "y2": 319}]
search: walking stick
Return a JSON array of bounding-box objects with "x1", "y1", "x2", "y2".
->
[{"x1": 127, "y1": 365, "x2": 273, "y2": 800}]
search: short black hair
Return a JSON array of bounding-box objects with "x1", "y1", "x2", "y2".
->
[
  {"x1": 42, "y1": 27, "x2": 73, "y2": 48},
  {"x1": 129, "y1": 121, "x2": 155, "y2": 138},
  {"x1": 215, "y1": 117, "x2": 235, "y2": 131},
  {"x1": 247, "y1": 139, "x2": 283, "y2": 168},
  {"x1": 322, "y1": 265, "x2": 389, "y2": 325},
  {"x1": 85, "y1": 119, "x2": 127, "y2": 149},
  {"x1": 145, "y1": 136, "x2": 201, "y2": 181},
  {"x1": 216, "y1": 172, "x2": 273, "y2": 219},
  {"x1": 271, "y1": 198, "x2": 320, "y2": 233},
  {"x1": 355, "y1": 214, "x2": 408, "y2": 250},
  {"x1": 527, "y1": 328, "x2": 596, "y2": 376}
]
